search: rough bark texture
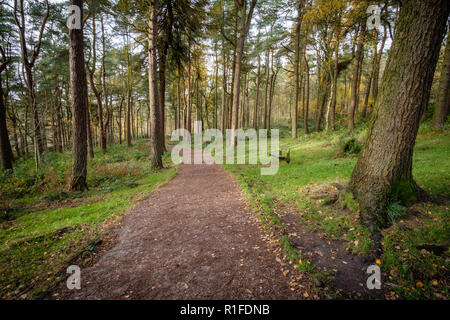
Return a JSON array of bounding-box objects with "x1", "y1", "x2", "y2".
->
[
  {"x1": 148, "y1": 0, "x2": 163, "y2": 169},
  {"x1": 432, "y1": 31, "x2": 450, "y2": 130},
  {"x1": 349, "y1": 0, "x2": 450, "y2": 230},
  {"x1": 69, "y1": 0, "x2": 89, "y2": 191}
]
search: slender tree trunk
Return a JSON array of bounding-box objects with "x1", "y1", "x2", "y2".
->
[
  {"x1": 148, "y1": 0, "x2": 163, "y2": 169},
  {"x1": 432, "y1": 31, "x2": 450, "y2": 130},
  {"x1": 69, "y1": 0, "x2": 88, "y2": 191},
  {"x1": 101, "y1": 15, "x2": 109, "y2": 151},
  {"x1": 87, "y1": 103, "x2": 94, "y2": 159},
  {"x1": 303, "y1": 46, "x2": 310, "y2": 134},
  {"x1": 349, "y1": 0, "x2": 450, "y2": 231},
  {"x1": 362, "y1": 32, "x2": 378, "y2": 119},
  {"x1": 231, "y1": 0, "x2": 257, "y2": 146},
  {"x1": 292, "y1": 0, "x2": 305, "y2": 138},
  {"x1": 348, "y1": 19, "x2": 367, "y2": 132},
  {"x1": 263, "y1": 48, "x2": 270, "y2": 129},
  {"x1": 372, "y1": 24, "x2": 387, "y2": 102},
  {"x1": 0, "y1": 70, "x2": 13, "y2": 171},
  {"x1": 253, "y1": 54, "x2": 261, "y2": 129}
]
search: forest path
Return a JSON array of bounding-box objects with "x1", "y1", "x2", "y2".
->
[{"x1": 53, "y1": 150, "x2": 308, "y2": 299}]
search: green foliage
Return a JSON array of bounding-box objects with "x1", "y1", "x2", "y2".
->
[
  {"x1": 387, "y1": 202, "x2": 407, "y2": 224},
  {"x1": 0, "y1": 140, "x2": 177, "y2": 299},
  {"x1": 334, "y1": 137, "x2": 363, "y2": 158}
]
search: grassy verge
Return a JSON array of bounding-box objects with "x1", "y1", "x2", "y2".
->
[
  {"x1": 0, "y1": 140, "x2": 176, "y2": 299},
  {"x1": 224, "y1": 124, "x2": 449, "y2": 299}
]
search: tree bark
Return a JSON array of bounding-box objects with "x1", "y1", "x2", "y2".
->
[
  {"x1": 349, "y1": 0, "x2": 450, "y2": 230},
  {"x1": 69, "y1": 0, "x2": 89, "y2": 191},
  {"x1": 148, "y1": 0, "x2": 163, "y2": 169}
]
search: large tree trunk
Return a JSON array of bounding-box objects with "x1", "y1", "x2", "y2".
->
[
  {"x1": 348, "y1": 19, "x2": 366, "y2": 132},
  {"x1": 432, "y1": 31, "x2": 450, "y2": 130},
  {"x1": 148, "y1": 0, "x2": 163, "y2": 169},
  {"x1": 69, "y1": 0, "x2": 89, "y2": 191},
  {"x1": 349, "y1": 0, "x2": 450, "y2": 231}
]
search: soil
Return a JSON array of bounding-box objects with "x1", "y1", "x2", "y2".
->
[{"x1": 50, "y1": 150, "x2": 313, "y2": 300}]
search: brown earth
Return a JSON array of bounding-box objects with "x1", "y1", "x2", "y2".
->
[{"x1": 51, "y1": 150, "x2": 313, "y2": 300}]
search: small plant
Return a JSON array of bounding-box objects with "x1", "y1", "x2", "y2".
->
[
  {"x1": 335, "y1": 137, "x2": 363, "y2": 158},
  {"x1": 387, "y1": 202, "x2": 407, "y2": 223}
]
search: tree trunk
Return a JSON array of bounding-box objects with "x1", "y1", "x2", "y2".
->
[
  {"x1": 0, "y1": 70, "x2": 13, "y2": 171},
  {"x1": 221, "y1": 38, "x2": 227, "y2": 133},
  {"x1": 349, "y1": 0, "x2": 450, "y2": 230},
  {"x1": 292, "y1": 0, "x2": 305, "y2": 138},
  {"x1": 348, "y1": 19, "x2": 367, "y2": 132},
  {"x1": 303, "y1": 46, "x2": 310, "y2": 134},
  {"x1": 362, "y1": 32, "x2": 378, "y2": 119},
  {"x1": 253, "y1": 54, "x2": 261, "y2": 129},
  {"x1": 432, "y1": 30, "x2": 450, "y2": 130},
  {"x1": 372, "y1": 24, "x2": 387, "y2": 102},
  {"x1": 69, "y1": 0, "x2": 89, "y2": 191},
  {"x1": 148, "y1": 0, "x2": 163, "y2": 169},
  {"x1": 101, "y1": 15, "x2": 109, "y2": 151},
  {"x1": 263, "y1": 48, "x2": 270, "y2": 129},
  {"x1": 231, "y1": 0, "x2": 257, "y2": 146}
]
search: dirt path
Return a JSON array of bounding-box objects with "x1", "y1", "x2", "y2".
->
[{"x1": 53, "y1": 151, "x2": 309, "y2": 300}]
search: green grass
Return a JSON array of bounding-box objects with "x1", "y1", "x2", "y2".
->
[
  {"x1": 0, "y1": 141, "x2": 176, "y2": 299},
  {"x1": 224, "y1": 125, "x2": 450, "y2": 299}
]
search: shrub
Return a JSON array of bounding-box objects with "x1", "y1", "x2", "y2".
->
[{"x1": 335, "y1": 137, "x2": 363, "y2": 158}]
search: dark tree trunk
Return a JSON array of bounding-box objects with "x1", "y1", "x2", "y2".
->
[
  {"x1": 148, "y1": 0, "x2": 163, "y2": 169},
  {"x1": 303, "y1": 46, "x2": 310, "y2": 134},
  {"x1": 69, "y1": 0, "x2": 89, "y2": 191},
  {"x1": 432, "y1": 31, "x2": 450, "y2": 130},
  {"x1": 0, "y1": 70, "x2": 13, "y2": 171},
  {"x1": 349, "y1": 0, "x2": 450, "y2": 230}
]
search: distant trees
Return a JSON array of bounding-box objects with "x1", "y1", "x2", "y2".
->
[
  {"x1": 12, "y1": 0, "x2": 50, "y2": 168},
  {"x1": 349, "y1": 0, "x2": 450, "y2": 230},
  {"x1": 432, "y1": 31, "x2": 450, "y2": 130}
]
